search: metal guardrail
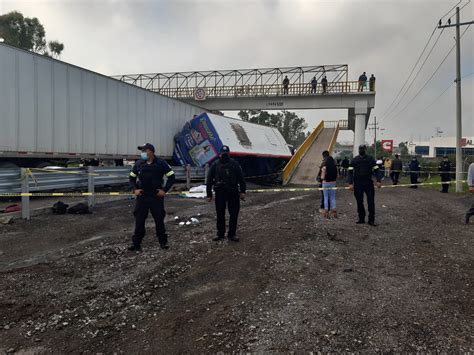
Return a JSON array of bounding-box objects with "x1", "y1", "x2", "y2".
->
[
  {"x1": 328, "y1": 123, "x2": 341, "y2": 155},
  {"x1": 152, "y1": 81, "x2": 375, "y2": 99},
  {"x1": 0, "y1": 166, "x2": 206, "y2": 194},
  {"x1": 282, "y1": 121, "x2": 325, "y2": 185},
  {"x1": 324, "y1": 120, "x2": 348, "y2": 129},
  {"x1": 114, "y1": 65, "x2": 349, "y2": 94}
]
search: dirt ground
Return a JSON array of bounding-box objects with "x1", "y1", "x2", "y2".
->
[{"x1": 0, "y1": 185, "x2": 473, "y2": 354}]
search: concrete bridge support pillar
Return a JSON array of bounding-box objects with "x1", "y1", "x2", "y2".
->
[{"x1": 353, "y1": 101, "x2": 368, "y2": 156}]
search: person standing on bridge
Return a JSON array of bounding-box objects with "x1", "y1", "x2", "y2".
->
[
  {"x1": 283, "y1": 76, "x2": 290, "y2": 94},
  {"x1": 439, "y1": 155, "x2": 452, "y2": 193},
  {"x1": 369, "y1": 74, "x2": 376, "y2": 91},
  {"x1": 321, "y1": 76, "x2": 328, "y2": 93},
  {"x1": 358, "y1": 72, "x2": 367, "y2": 92},
  {"x1": 311, "y1": 76, "x2": 318, "y2": 94},
  {"x1": 348, "y1": 144, "x2": 382, "y2": 226},
  {"x1": 207, "y1": 146, "x2": 246, "y2": 242},
  {"x1": 128, "y1": 143, "x2": 175, "y2": 251}
]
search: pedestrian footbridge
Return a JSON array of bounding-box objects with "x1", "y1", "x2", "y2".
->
[
  {"x1": 282, "y1": 120, "x2": 343, "y2": 185},
  {"x1": 115, "y1": 65, "x2": 375, "y2": 156}
]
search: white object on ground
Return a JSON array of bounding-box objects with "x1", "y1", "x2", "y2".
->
[{"x1": 183, "y1": 185, "x2": 208, "y2": 199}]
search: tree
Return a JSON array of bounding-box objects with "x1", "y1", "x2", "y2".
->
[
  {"x1": 398, "y1": 142, "x2": 410, "y2": 159},
  {"x1": 48, "y1": 40, "x2": 64, "y2": 58},
  {"x1": 238, "y1": 110, "x2": 308, "y2": 147},
  {"x1": 367, "y1": 141, "x2": 392, "y2": 160},
  {"x1": 0, "y1": 11, "x2": 64, "y2": 57}
]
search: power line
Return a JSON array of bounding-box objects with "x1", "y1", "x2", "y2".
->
[
  {"x1": 378, "y1": 25, "x2": 438, "y2": 119},
  {"x1": 423, "y1": 71, "x2": 473, "y2": 111},
  {"x1": 380, "y1": 27, "x2": 446, "y2": 122},
  {"x1": 423, "y1": 82, "x2": 454, "y2": 111},
  {"x1": 442, "y1": 0, "x2": 463, "y2": 19},
  {"x1": 446, "y1": 0, "x2": 471, "y2": 21},
  {"x1": 378, "y1": 0, "x2": 467, "y2": 122},
  {"x1": 389, "y1": 25, "x2": 471, "y2": 121}
]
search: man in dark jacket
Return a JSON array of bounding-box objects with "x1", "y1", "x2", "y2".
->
[
  {"x1": 409, "y1": 157, "x2": 420, "y2": 188},
  {"x1": 348, "y1": 145, "x2": 382, "y2": 226},
  {"x1": 390, "y1": 154, "x2": 403, "y2": 185},
  {"x1": 369, "y1": 74, "x2": 376, "y2": 91},
  {"x1": 311, "y1": 76, "x2": 318, "y2": 94},
  {"x1": 321, "y1": 76, "x2": 328, "y2": 93},
  {"x1": 283, "y1": 76, "x2": 290, "y2": 94},
  {"x1": 128, "y1": 143, "x2": 175, "y2": 251},
  {"x1": 207, "y1": 146, "x2": 246, "y2": 242},
  {"x1": 358, "y1": 72, "x2": 367, "y2": 92},
  {"x1": 341, "y1": 157, "x2": 350, "y2": 177},
  {"x1": 439, "y1": 155, "x2": 451, "y2": 193}
]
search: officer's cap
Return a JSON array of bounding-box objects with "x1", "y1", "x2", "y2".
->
[
  {"x1": 220, "y1": 145, "x2": 230, "y2": 153},
  {"x1": 138, "y1": 143, "x2": 155, "y2": 152}
]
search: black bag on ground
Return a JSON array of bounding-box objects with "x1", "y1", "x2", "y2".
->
[
  {"x1": 68, "y1": 203, "x2": 91, "y2": 214},
  {"x1": 52, "y1": 201, "x2": 69, "y2": 214}
]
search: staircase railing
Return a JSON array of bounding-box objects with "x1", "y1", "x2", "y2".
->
[{"x1": 282, "y1": 121, "x2": 324, "y2": 185}]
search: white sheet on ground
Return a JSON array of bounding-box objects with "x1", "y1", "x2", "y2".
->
[{"x1": 183, "y1": 185, "x2": 207, "y2": 199}]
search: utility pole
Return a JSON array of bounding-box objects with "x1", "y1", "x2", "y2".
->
[
  {"x1": 368, "y1": 116, "x2": 385, "y2": 158},
  {"x1": 438, "y1": 7, "x2": 474, "y2": 192}
]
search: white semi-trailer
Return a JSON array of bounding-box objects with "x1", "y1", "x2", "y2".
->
[{"x1": 0, "y1": 43, "x2": 203, "y2": 168}]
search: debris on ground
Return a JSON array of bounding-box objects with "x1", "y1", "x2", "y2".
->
[{"x1": 0, "y1": 188, "x2": 472, "y2": 353}]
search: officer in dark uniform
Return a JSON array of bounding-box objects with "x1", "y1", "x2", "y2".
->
[
  {"x1": 206, "y1": 146, "x2": 246, "y2": 242},
  {"x1": 408, "y1": 156, "x2": 420, "y2": 188},
  {"x1": 128, "y1": 143, "x2": 175, "y2": 251},
  {"x1": 347, "y1": 144, "x2": 382, "y2": 226},
  {"x1": 439, "y1": 155, "x2": 451, "y2": 193}
]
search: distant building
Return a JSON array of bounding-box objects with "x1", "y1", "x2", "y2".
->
[{"x1": 408, "y1": 137, "x2": 474, "y2": 158}]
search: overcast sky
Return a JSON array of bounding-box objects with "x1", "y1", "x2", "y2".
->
[{"x1": 2, "y1": 0, "x2": 472, "y2": 144}]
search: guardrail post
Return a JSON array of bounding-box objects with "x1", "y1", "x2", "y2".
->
[
  {"x1": 20, "y1": 168, "x2": 30, "y2": 220},
  {"x1": 204, "y1": 164, "x2": 209, "y2": 183},
  {"x1": 186, "y1": 164, "x2": 191, "y2": 190},
  {"x1": 87, "y1": 166, "x2": 95, "y2": 207}
]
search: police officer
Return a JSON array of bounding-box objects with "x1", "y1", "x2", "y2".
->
[
  {"x1": 409, "y1": 156, "x2": 420, "y2": 188},
  {"x1": 347, "y1": 144, "x2": 382, "y2": 226},
  {"x1": 439, "y1": 155, "x2": 451, "y2": 193},
  {"x1": 206, "y1": 146, "x2": 246, "y2": 242},
  {"x1": 128, "y1": 143, "x2": 175, "y2": 251},
  {"x1": 390, "y1": 154, "x2": 403, "y2": 185}
]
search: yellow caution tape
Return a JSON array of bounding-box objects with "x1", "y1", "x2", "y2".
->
[{"x1": 0, "y1": 180, "x2": 468, "y2": 198}]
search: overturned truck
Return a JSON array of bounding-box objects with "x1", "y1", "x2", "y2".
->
[{"x1": 173, "y1": 113, "x2": 292, "y2": 179}]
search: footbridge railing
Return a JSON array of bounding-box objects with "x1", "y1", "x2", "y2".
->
[{"x1": 282, "y1": 121, "x2": 325, "y2": 185}]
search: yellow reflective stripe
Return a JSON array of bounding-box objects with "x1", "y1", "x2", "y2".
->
[
  {"x1": 166, "y1": 170, "x2": 175, "y2": 177},
  {"x1": 348, "y1": 167, "x2": 354, "y2": 170},
  {"x1": 129, "y1": 171, "x2": 137, "y2": 177},
  {"x1": 373, "y1": 166, "x2": 379, "y2": 170}
]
